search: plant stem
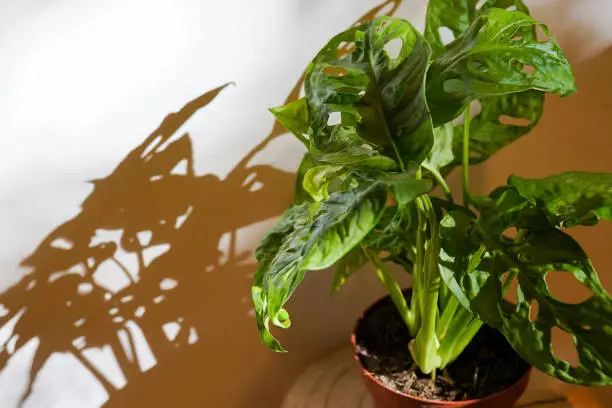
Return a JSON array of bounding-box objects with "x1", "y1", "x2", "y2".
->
[
  {"x1": 462, "y1": 103, "x2": 472, "y2": 205},
  {"x1": 363, "y1": 246, "x2": 417, "y2": 335},
  {"x1": 410, "y1": 195, "x2": 442, "y2": 374},
  {"x1": 422, "y1": 163, "x2": 453, "y2": 203}
]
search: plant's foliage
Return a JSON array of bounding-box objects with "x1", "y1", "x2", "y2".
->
[
  {"x1": 253, "y1": 180, "x2": 387, "y2": 350},
  {"x1": 440, "y1": 189, "x2": 612, "y2": 385},
  {"x1": 509, "y1": 172, "x2": 612, "y2": 227},
  {"x1": 427, "y1": 8, "x2": 575, "y2": 125},
  {"x1": 253, "y1": 0, "x2": 612, "y2": 387},
  {"x1": 305, "y1": 16, "x2": 434, "y2": 165}
]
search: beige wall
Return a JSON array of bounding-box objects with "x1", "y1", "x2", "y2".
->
[{"x1": 0, "y1": 1, "x2": 611, "y2": 407}]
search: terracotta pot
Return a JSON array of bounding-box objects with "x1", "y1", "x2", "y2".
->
[{"x1": 351, "y1": 292, "x2": 532, "y2": 408}]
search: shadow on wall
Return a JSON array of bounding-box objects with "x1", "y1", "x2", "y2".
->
[
  {"x1": 0, "y1": 83, "x2": 295, "y2": 405},
  {"x1": 0, "y1": 1, "x2": 403, "y2": 407}
]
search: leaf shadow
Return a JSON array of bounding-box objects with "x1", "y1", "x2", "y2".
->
[{"x1": 0, "y1": 83, "x2": 296, "y2": 407}]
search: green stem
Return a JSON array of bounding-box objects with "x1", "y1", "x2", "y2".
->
[
  {"x1": 438, "y1": 312, "x2": 483, "y2": 368},
  {"x1": 462, "y1": 103, "x2": 472, "y2": 205},
  {"x1": 363, "y1": 246, "x2": 417, "y2": 335},
  {"x1": 436, "y1": 294, "x2": 460, "y2": 340},
  {"x1": 422, "y1": 163, "x2": 453, "y2": 203},
  {"x1": 410, "y1": 195, "x2": 442, "y2": 375}
]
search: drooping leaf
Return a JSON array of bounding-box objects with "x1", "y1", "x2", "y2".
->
[
  {"x1": 509, "y1": 172, "x2": 612, "y2": 227},
  {"x1": 252, "y1": 202, "x2": 312, "y2": 351},
  {"x1": 331, "y1": 246, "x2": 368, "y2": 293},
  {"x1": 305, "y1": 16, "x2": 434, "y2": 165},
  {"x1": 269, "y1": 98, "x2": 309, "y2": 145},
  {"x1": 441, "y1": 188, "x2": 612, "y2": 385},
  {"x1": 253, "y1": 180, "x2": 387, "y2": 351},
  {"x1": 426, "y1": 8, "x2": 576, "y2": 126}
]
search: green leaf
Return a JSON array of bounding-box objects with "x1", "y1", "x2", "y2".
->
[
  {"x1": 509, "y1": 172, "x2": 612, "y2": 227},
  {"x1": 426, "y1": 8, "x2": 576, "y2": 125},
  {"x1": 253, "y1": 180, "x2": 387, "y2": 351},
  {"x1": 425, "y1": 0, "x2": 530, "y2": 59},
  {"x1": 305, "y1": 16, "x2": 434, "y2": 165},
  {"x1": 424, "y1": 122, "x2": 455, "y2": 172},
  {"x1": 303, "y1": 165, "x2": 346, "y2": 202},
  {"x1": 302, "y1": 180, "x2": 388, "y2": 270},
  {"x1": 294, "y1": 153, "x2": 316, "y2": 203},
  {"x1": 441, "y1": 189, "x2": 612, "y2": 385},
  {"x1": 365, "y1": 204, "x2": 417, "y2": 255},
  {"x1": 331, "y1": 247, "x2": 368, "y2": 293},
  {"x1": 269, "y1": 98, "x2": 309, "y2": 145},
  {"x1": 426, "y1": 1, "x2": 547, "y2": 172},
  {"x1": 385, "y1": 174, "x2": 432, "y2": 206},
  {"x1": 252, "y1": 202, "x2": 312, "y2": 351},
  {"x1": 312, "y1": 145, "x2": 398, "y2": 171}
]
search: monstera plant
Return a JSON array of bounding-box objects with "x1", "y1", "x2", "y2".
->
[{"x1": 252, "y1": 0, "x2": 612, "y2": 404}]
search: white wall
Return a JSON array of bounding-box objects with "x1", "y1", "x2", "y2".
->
[{"x1": 0, "y1": 0, "x2": 610, "y2": 407}]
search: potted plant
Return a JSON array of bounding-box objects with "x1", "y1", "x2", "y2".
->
[{"x1": 252, "y1": 0, "x2": 612, "y2": 406}]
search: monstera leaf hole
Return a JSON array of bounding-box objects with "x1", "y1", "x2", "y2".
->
[
  {"x1": 551, "y1": 326, "x2": 581, "y2": 368},
  {"x1": 336, "y1": 41, "x2": 356, "y2": 57},
  {"x1": 327, "y1": 112, "x2": 342, "y2": 126},
  {"x1": 322, "y1": 66, "x2": 349, "y2": 77},
  {"x1": 501, "y1": 226, "x2": 519, "y2": 242},
  {"x1": 384, "y1": 38, "x2": 403, "y2": 59},
  {"x1": 545, "y1": 271, "x2": 593, "y2": 304},
  {"x1": 499, "y1": 115, "x2": 531, "y2": 127},
  {"x1": 502, "y1": 272, "x2": 519, "y2": 306},
  {"x1": 438, "y1": 26, "x2": 455, "y2": 46},
  {"x1": 523, "y1": 64, "x2": 536, "y2": 74}
]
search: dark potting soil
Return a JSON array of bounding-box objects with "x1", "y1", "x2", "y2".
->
[{"x1": 355, "y1": 294, "x2": 530, "y2": 401}]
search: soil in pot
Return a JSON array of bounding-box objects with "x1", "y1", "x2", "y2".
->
[{"x1": 354, "y1": 293, "x2": 530, "y2": 402}]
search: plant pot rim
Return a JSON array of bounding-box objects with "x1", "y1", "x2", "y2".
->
[{"x1": 351, "y1": 290, "x2": 532, "y2": 406}]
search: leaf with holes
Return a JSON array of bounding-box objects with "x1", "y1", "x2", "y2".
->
[
  {"x1": 442, "y1": 188, "x2": 612, "y2": 385},
  {"x1": 509, "y1": 172, "x2": 612, "y2": 227},
  {"x1": 253, "y1": 180, "x2": 387, "y2": 351},
  {"x1": 442, "y1": 91, "x2": 545, "y2": 174},
  {"x1": 305, "y1": 16, "x2": 434, "y2": 165},
  {"x1": 426, "y1": 1, "x2": 547, "y2": 172},
  {"x1": 426, "y1": 8, "x2": 576, "y2": 125},
  {"x1": 425, "y1": 0, "x2": 531, "y2": 58}
]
